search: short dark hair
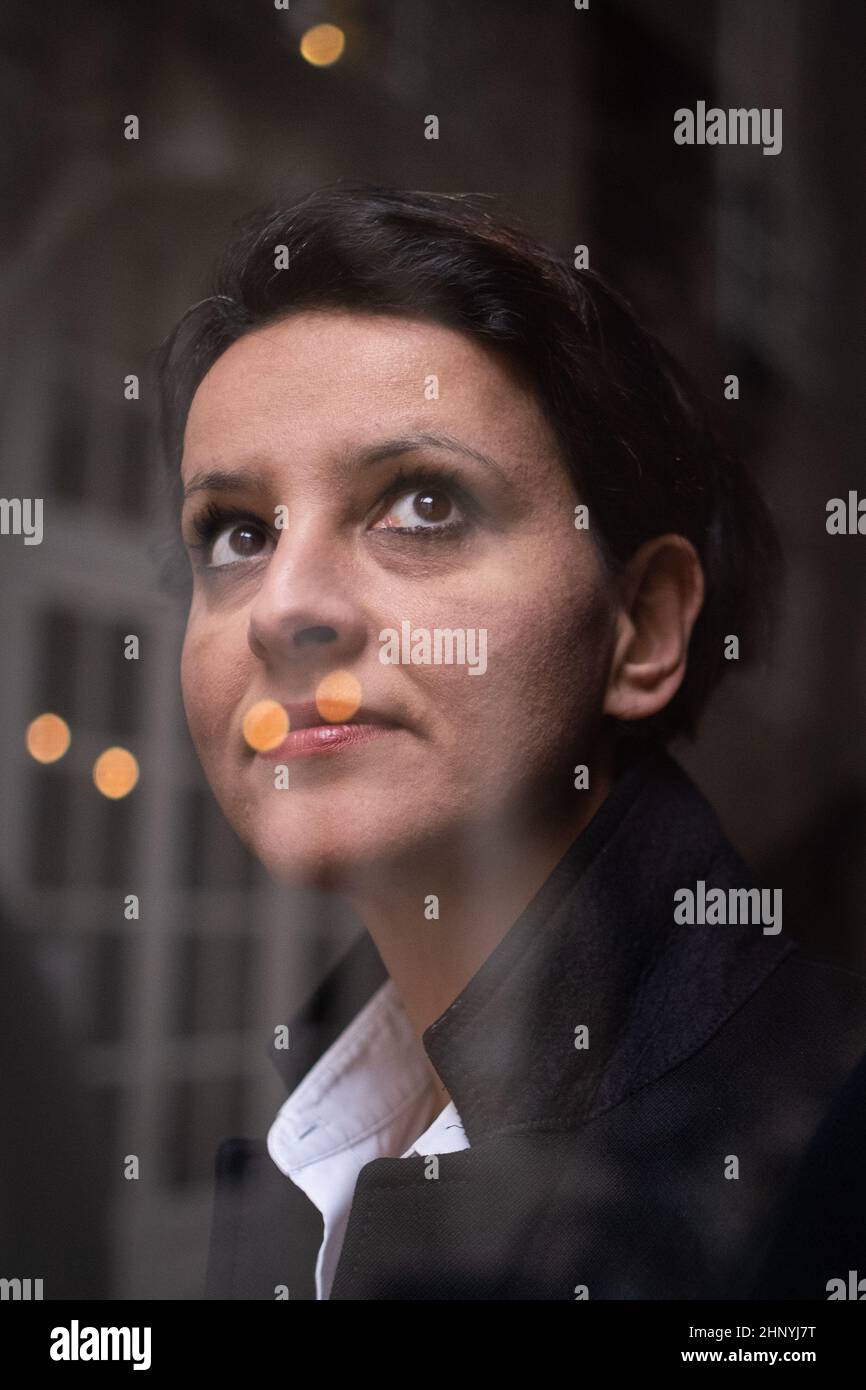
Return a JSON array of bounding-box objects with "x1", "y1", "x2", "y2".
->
[{"x1": 155, "y1": 181, "x2": 782, "y2": 744}]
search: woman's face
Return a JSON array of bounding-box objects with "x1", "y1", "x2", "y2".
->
[{"x1": 179, "y1": 309, "x2": 617, "y2": 886}]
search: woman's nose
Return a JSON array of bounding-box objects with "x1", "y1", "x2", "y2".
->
[{"x1": 246, "y1": 526, "x2": 368, "y2": 674}]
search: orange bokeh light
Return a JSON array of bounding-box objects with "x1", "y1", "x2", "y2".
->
[
  {"x1": 300, "y1": 23, "x2": 346, "y2": 67},
  {"x1": 26, "y1": 712, "x2": 71, "y2": 763},
  {"x1": 315, "y1": 671, "x2": 362, "y2": 724},
  {"x1": 242, "y1": 699, "x2": 290, "y2": 751},
  {"x1": 93, "y1": 746, "x2": 139, "y2": 799}
]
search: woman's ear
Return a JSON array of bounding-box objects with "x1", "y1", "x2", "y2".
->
[{"x1": 603, "y1": 535, "x2": 705, "y2": 724}]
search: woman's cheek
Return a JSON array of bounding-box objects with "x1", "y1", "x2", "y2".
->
[
  {"x1": 495, "y1": 585, "x2": 610, "y2": 744},
  {"x1": 181, "y1": 624, "x2": 238, "y2": 754}
]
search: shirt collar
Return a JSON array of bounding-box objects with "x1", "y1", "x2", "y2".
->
[{"x1": 268, "y1": 977, "x2": 439, "y2": 1173}]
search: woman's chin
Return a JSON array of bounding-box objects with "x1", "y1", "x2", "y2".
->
[{"x1": 248, "y1": 812, "x2": 424, "y2": 891}]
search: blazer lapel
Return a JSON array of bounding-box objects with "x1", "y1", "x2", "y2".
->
[{"x1": 328, "y1": 750, "x2": 797, "y2": 1299}]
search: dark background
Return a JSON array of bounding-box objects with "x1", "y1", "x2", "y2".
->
[{"x1": 0, "y1": 0, "x2": 863, "y2": 1299}]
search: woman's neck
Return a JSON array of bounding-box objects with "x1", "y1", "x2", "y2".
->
[{"x1": 344, "y1": 766, "x2": 613, "y2": 1042}]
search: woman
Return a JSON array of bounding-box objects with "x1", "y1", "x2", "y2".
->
[{"x1": 157, "y1": 183, "x2": 866, "y2": 1300}]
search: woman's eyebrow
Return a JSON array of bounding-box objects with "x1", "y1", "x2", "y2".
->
[
  {"x1": 182, "y1": 467, "x2": 269, "y2": 501},
  {"x1": 181, "y1": 431, "x2": 510, "y2": 501},
  {"x1": 349, "y1": 431, "x2": 510, "y2": 484}
]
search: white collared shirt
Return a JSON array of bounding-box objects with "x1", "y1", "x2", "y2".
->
[{"x1": 266, "y1": 977, "x2": 470, "y2": 1299}]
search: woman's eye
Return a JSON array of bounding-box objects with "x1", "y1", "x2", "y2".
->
[
  {"x1": 371, "y1": 486, "x2": 462, "y2": 533},
  {"x1": 209, "y1": 521, "x2": 272, "y2": 567}
]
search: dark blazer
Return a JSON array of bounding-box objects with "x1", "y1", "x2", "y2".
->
[{"x1": 205, "y1": 748, "x2": 866, "y2": 1300}]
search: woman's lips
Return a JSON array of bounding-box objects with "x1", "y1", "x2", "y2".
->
[
  {"x1": 244, "y1": 696, "x2": 405, "y2": 760},
  {"x1": 254, "y1": 721, "x2": 401, "y2": 760}
]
